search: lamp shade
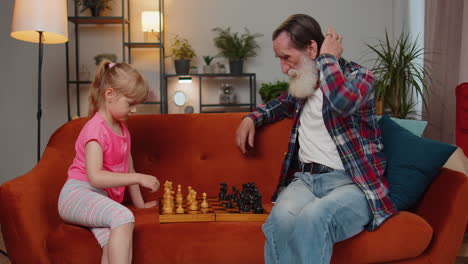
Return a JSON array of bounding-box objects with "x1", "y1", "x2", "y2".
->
[
  {"x1": 142, "y1": 11, "x2": 160, "y2": 32},
  {"x1": 11, "y1": 0, "x2": 68, "y2": 44}
]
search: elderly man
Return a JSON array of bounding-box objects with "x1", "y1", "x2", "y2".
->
[{"x1": 236, "y1": 14, "x2": 397, "y2": 264}]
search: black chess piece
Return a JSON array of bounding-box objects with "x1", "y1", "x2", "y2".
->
[
  {"x1": 255, "y1": 194, "x2": 264, "y2": 214},
  {"x1": 219, "y1": 183, "x2": 228, "y2": 201}
]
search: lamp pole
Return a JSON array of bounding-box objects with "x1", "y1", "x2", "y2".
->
[{"x1": 37, "y1": 31, "x2": 43, "y2": 162}]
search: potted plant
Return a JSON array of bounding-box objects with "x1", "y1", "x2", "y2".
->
[
  {"x1": 93, "y1": 53, "x2": 117, "y2": 65},
  {"x1": 168, "y1": 35, "x2": 196, "y2": 75},
  {"x1": 75, "y1": 0, "x2": 113, "y2": 16},
  {"x1": 259, "y1": 80, "x2": 289, "y2": 103},
  {"x1": 366, "y1": 31, "x2": 432, "y2": 119},
  {"x1": 202, "y1": 55, "x2": 215, "y2": 74},
  {"x1": 212, "y1": 27, "x2": 262, "y2": 75}
]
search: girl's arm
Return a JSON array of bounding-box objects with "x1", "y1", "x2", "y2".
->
[
  {"x1": 128, "y1": 155, "x2": 159, "y2": 209},
  {"x1": 86, "y1": 141, "x2": 158, "y2": 191}
]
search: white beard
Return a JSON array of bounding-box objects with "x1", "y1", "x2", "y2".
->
[{"x1": 288, "y1": 56, "x2": 319, "y2": 99}]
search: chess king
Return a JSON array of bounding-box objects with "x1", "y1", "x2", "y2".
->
[{"x1": 236, "y1": 14, "x2": 396, "y2": 264}]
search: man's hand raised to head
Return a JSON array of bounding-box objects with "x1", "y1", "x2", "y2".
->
[
  {"x1": 236, "y1": 117, "x2": 255, "y2": 154},
  {"x1": 319, "y1": 26, "x2": 343, "y2": 60}
]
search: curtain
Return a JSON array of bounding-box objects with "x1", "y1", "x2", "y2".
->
[{"x1": 423, "y1": 0, "x2": 464, "y2": 143}]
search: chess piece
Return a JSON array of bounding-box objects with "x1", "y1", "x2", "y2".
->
[
  {"x1": 189, "y1": 191, "x2": 198, "y2": 211},
  {"x1": 201, "y1": 192, "x2": 209, "y2": 208},
  {"x1": 176, "y1": 185, "x2": 183, "y2": 203},
  {"x1": 187, "y1": 186, "x2": 192, "y2": 202},
  {"x1": 176, "y1": 202, "x2": 184, "y2": 214},
  {"x1": 219, "y1": 183, "x2": 228, "y2": 201},
  {"x1": 163, "y1": 199, "x2": 174, "y2": 214}
]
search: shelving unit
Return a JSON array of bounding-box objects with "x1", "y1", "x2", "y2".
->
[
  {"x1": 65, "y1": 0, "x2": 165, "y2": 120},
  {"x1": 165, "y1": 73, "x2": 256, "y2": 113}
]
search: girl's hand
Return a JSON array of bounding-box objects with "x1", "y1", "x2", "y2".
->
[
  {"x1": 144, "y1": 200, "x2": 158, "y2": 208},
  {"x1": 320, "y1": 26, "x2": 343, "y2": 60},
  {"x1": 138, "y1": 174, "x2": 160, "y2": 192}
]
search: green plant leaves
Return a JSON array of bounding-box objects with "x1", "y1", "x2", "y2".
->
[
  {"x1": 259, "y1": 80, "x2": 289, "y2": 103},
  {"x1": 212, "y1": 27, "x2": 263, "y2": 60},
  {"x1": 169, "y1": 35, "x2": 196, "y2": 60},
  {"x1": 366, "y1": 30, "x2": 431, "y2": 119}
]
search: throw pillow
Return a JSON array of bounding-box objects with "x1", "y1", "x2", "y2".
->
[
  {"x1": 378, "y1": 114, "x2": 457, "y2": 211},
  {"x1": 376, "y1": 115, "x2": 428, "y2": 137}
]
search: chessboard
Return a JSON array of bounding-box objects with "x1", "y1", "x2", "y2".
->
[
  {"x1": 158, "y1": 181, "x2": 270, "y2": 223},
  {"x1": 159, "y1": 197, "x2": 270, "y2": 223}
]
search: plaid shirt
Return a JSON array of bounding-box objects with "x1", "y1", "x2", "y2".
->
[{"x1": 247, "y1": 54, "x2": 397, "y2": 230}]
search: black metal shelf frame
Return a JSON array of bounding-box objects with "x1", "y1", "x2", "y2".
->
[
  {"x1": 164, "y1": 73, "x2": 256, "y2": 114},
  {"x1": 65, "y1": 0, "x2": 166, "y2": 120}
]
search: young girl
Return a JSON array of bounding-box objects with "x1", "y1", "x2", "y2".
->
[{"x1": 58, "y1": 60, "x2": 160, "y2": 264}]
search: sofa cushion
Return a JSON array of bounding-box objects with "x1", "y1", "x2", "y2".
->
[
  {"x1": 331, "y1": 211, "x2": 433, "y2": 263},
  {"x1": 48, "y1": 207, "x2": 266, "y2": 264},
  {"x1": 377, "y1": 115, "x2": 428, "y2": 136},
  {"x1": 378, "y1": 114, "x2": 457, "y2": 210}
]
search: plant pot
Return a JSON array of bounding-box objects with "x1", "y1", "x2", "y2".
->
[
  {"x1": 376, "y1": 99, "x2": 384, "y2": 115},
  {"x1": 174, "y1": 59, "x2": 190, "y2": 75},
  {"x1": 90, "y1": 7, "x2": 101, "y2": 17},
  {"x1": 203, "y1": 65, "x2": 214, "y2": 74},
  {"x1": 229, "y1": 60, "x2": 243, "y2": 75}
]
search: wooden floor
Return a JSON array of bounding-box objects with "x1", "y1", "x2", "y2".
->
[{"x1": 0, "y1": 226, "x2": 466, "y2": 264}]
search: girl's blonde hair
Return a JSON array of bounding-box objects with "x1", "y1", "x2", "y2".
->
[{"x1": 88, "y1": 60, "x2": 149, "y2": 116}]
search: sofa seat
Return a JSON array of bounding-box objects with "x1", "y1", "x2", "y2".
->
[
  {"x1": 47, "y1": 207, "x2": 265, "y2": 264},
  {"x1": 47, "y1": 204, "x2": 432, "y2": 264}
]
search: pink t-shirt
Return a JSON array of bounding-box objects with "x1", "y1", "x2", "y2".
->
[{"x1": 68, "y1": 113, "x2": 131, "y2": 203}]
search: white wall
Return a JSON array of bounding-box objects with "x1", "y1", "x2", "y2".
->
[
  {"x1": 1, "y1": 0, "x2": 406, "y2": 184},
  {"x1": 1, "y1": 0, "x2": 68, "y2": 183}
]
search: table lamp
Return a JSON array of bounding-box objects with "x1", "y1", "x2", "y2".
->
[
  {"x1": 11, "y1": 0, "x2": 68, "y2": 161},
  {"x1": 142, "y1": 11, "x2": 160, "y2": 42}
]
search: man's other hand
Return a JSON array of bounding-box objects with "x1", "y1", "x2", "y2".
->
[
  {"x1": 320, "y1": 26, "x2": 343, "y2": 60},
  {"x1": 236, "y1": 117, "x2": 255, "y2": 154}
]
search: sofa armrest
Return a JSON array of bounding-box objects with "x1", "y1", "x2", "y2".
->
[
  {"x1": 411, "y1": 168, "x2": 468, "y2": 263},
  {"x1": 0, "y1": 148, "x2": 68, "y2": 264}
]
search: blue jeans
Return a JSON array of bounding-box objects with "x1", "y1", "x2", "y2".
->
[{"x1": 262, "y1": 170, "x2": 370, "y2": 264}]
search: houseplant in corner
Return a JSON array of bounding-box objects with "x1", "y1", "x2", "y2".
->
[
  {"x1": 366, "y1": 31, "x2": 432, "y2": 119},
  {"x1": 75, "y1": 0, "x2": 113, "y2": 16},
  {"x1": 259, "y1": 80, "x2": 289, "y2": 103},
  {"x1": 212, "y1": 27, "x2": 262, "y2": 75},
  {"x1": 168, "y1": 35, "x2": 196, "y2": 75}
]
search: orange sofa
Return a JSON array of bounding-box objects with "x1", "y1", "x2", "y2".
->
[{"x1": 1, "y1": 113, "x2": 467, "y2": 264}]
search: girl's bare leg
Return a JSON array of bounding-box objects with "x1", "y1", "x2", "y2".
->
[{"x1": 107, "y1": 222, "x2": 134, "y2": 264}]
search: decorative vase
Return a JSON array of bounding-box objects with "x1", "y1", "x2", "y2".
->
[
  {"x1": 203, "y1": 65, "x2": 214, "y2": 74},
  {"x1": 219, "y1": 83, "x2": 237, "y2": 104},
  {"x1": 216, "y1": 63, "x2": 226, "y2": 74},
  {"x1": 174, "y1": 59, "x2": 190, "y2": 75},
  {"x1": 90, "y1": 7, "x2": 101, "y2": 17},
  {"x1": 229, "y1": 60, "x2": 243, "y2": 75},
  {"x1": 376, "y1": 99, "x2": 384, "y2": 115}
]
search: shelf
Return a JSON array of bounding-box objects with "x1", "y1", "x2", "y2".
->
[
  {"x1": 68, "y1": 80, "x2": 92, "y2": 84},
  {"x1": 124, "y1": 42, "x2": 162, "y2": 48},
  {"x1": 165, "y1": 73, "x2": 256, "y2": 77},
  {"x1": 68, "y1": 16, "x2": 130, "y2": 24},
  {"x1": 142, "y1": 102, "x2": 161, "y2": 105},
  {"x1": 201, "y1": 104, "x2": 251, "y2": 107}
]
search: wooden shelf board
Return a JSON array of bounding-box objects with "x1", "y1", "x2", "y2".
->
[{"x1": 68, "y1": 16, "x2": 129, "y2": 24}]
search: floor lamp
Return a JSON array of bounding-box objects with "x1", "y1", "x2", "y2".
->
[{"x1": 10, "y1": 0, "x2": 68, "y2": 161}]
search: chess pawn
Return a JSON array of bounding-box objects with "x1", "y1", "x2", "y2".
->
[
  {"x1": 176, "y1": 185, "x2": 183, "y2": 203},
  {"x1": 176, "y1": 202, "x2": 184, "y2": 214},
  {"x1": 201, "y1": 192, "x2": 209, "y2": 209}
]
